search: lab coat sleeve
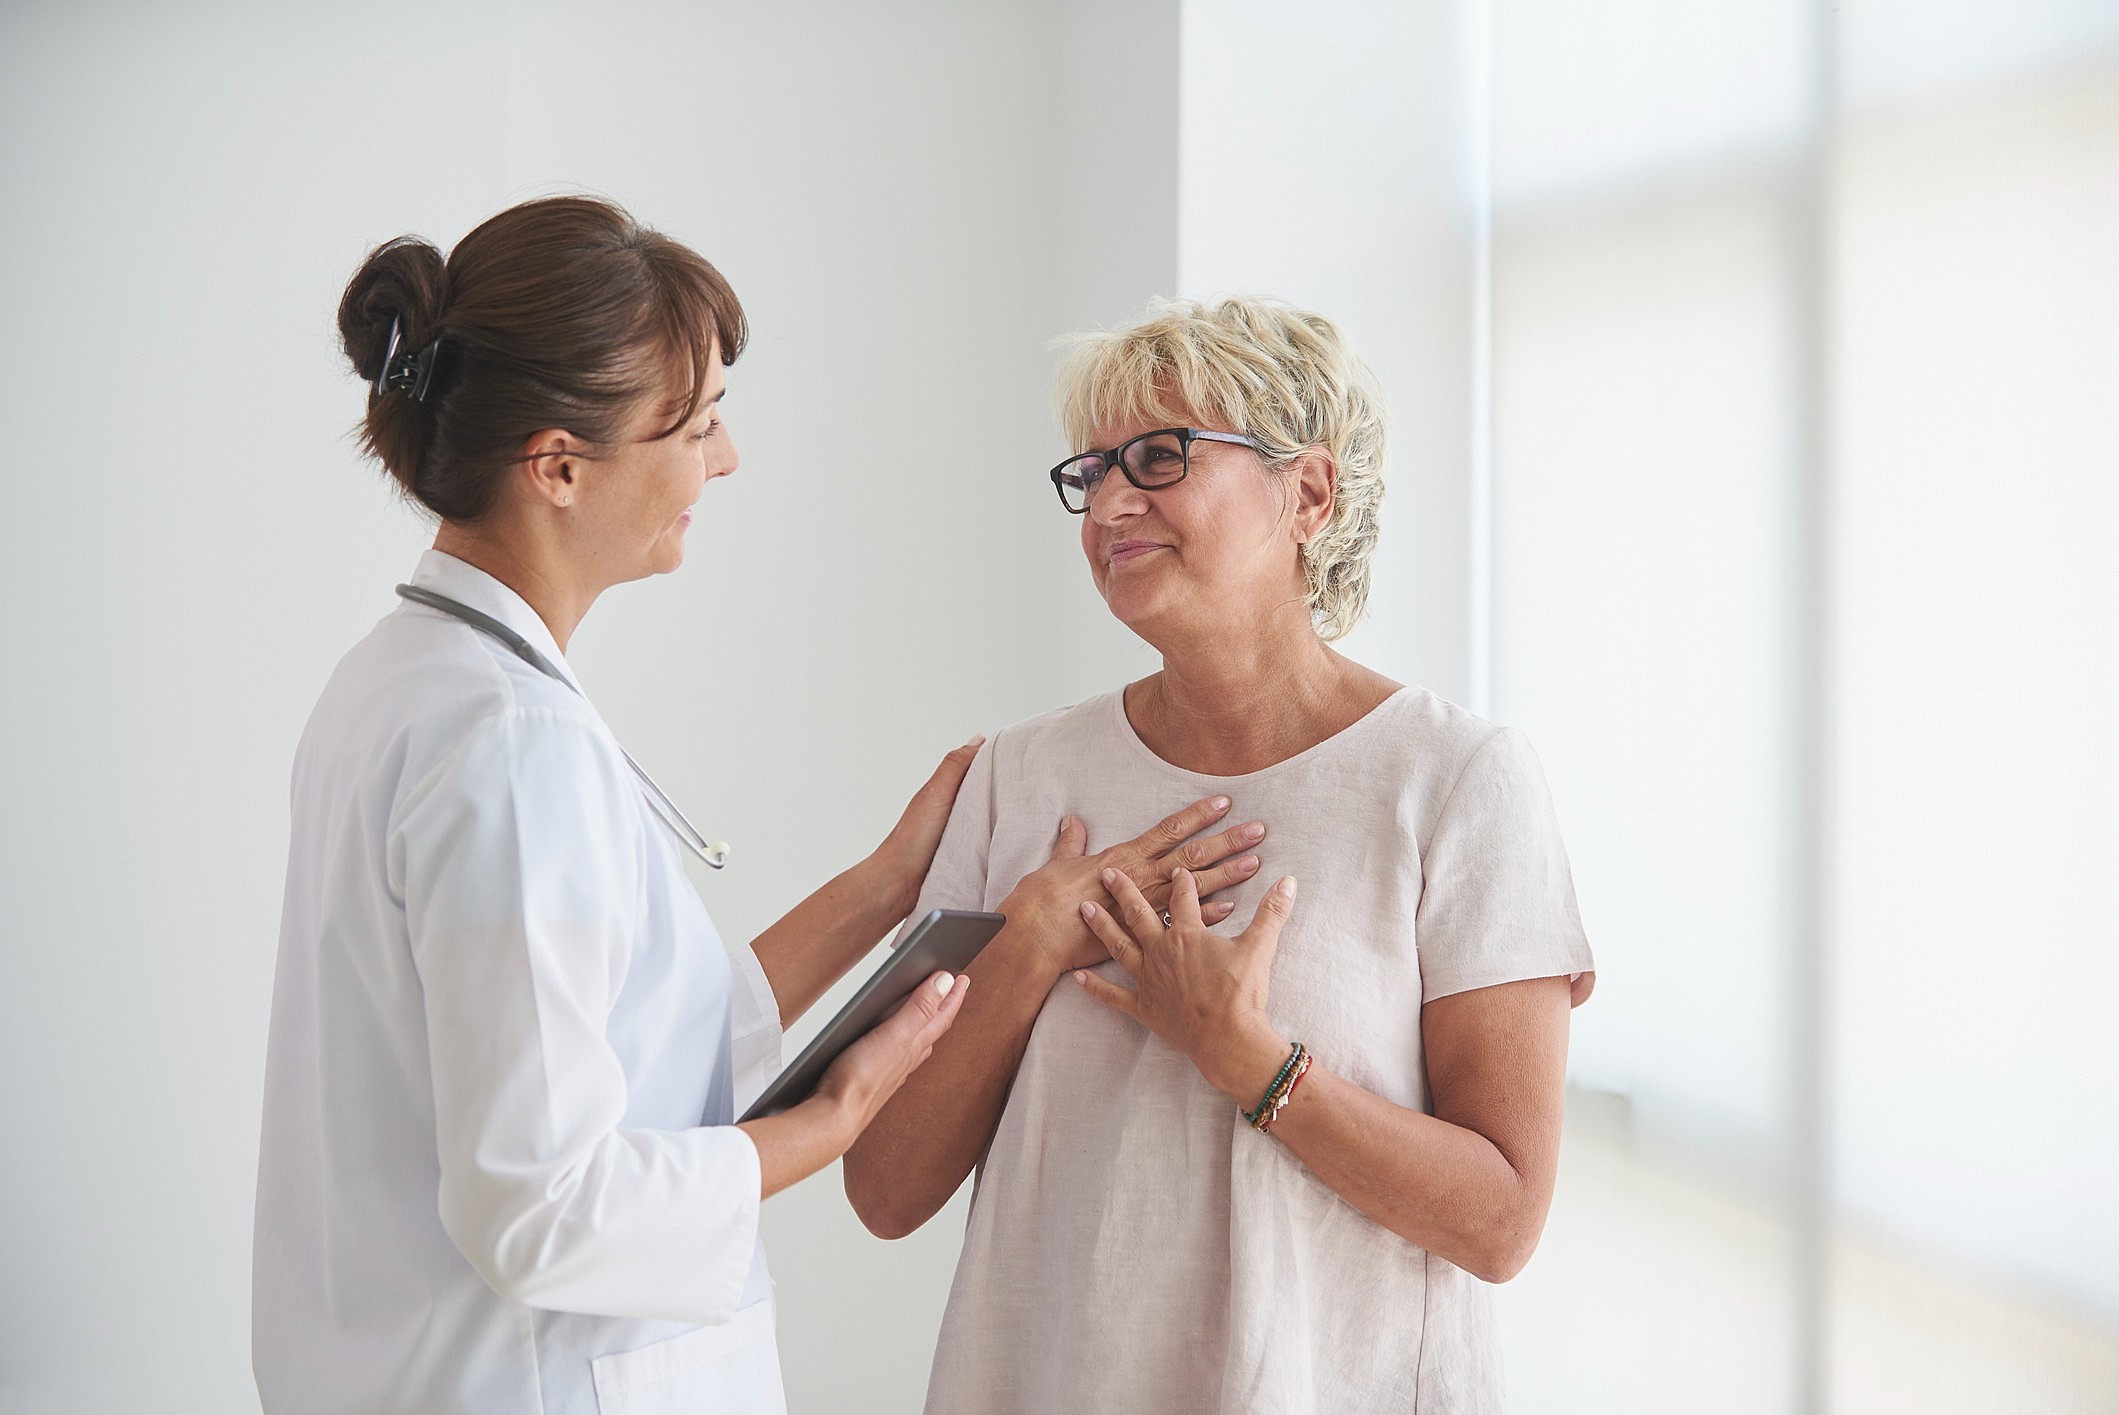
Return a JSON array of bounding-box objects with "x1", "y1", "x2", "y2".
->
[
  {"x1": 395, "y1": 705, "x2": 762, "y2": 1325},
  {"x1": 727, "y1": 940, "x2": 782, "y2": 1117}
]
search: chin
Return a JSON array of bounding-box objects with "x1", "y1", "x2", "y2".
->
[
  {"x1": 1099, "y1": 586, "x2": 1161, "y2": 639},
  {"x1": 652, "y1": 531, "x2": 689, "y2": 575}
]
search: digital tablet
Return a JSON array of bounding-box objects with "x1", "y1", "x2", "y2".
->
[{"x1": 738, "y1": 909, "x2": 1005, "y2": 1121}]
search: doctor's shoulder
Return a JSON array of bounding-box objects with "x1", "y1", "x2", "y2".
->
[{"x1": 332, "y1": 616, "x2": 618, "y2": 808}]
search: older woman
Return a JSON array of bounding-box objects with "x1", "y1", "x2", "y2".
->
[{"x1": 843, "y1": 297, "x2": 1595, "y2": 1413}]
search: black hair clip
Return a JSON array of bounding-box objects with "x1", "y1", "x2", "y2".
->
[{"x1": 373, "y1": 315, "x2": 443, "y2": 403}]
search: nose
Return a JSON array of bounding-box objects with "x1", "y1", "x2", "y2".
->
[
  {"x1": 708, "y1": 422, "x2": 739, "y2": 481},
  {"x1": 1086, "y1": 470, "x2": 1149, "y2": 525}
]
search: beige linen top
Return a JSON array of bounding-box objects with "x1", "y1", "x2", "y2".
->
[{"x1": 911, "y1": 687, "x2": 1594, "y2": 1415}]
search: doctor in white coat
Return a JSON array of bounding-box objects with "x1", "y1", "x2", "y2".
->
[{"x1": 253, "y1": 196, "x2": 973, "y2": 1414}]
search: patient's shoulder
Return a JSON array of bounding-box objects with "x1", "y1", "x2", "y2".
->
[{"x1": 984, "y1": 690, "x2": 1123, "y2": 779}]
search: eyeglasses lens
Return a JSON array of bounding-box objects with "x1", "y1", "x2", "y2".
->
[
  {"x1": 1056, "y1": 432, "x2": 1190, "y2": 512},
  {"x1": 1122, "y1": 432, "x2": 1188, "y2": 489},
  {"x1": 1056, "y1": 454, "x2": 1109, "y2": 512}
]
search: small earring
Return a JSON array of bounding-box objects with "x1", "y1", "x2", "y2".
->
[{"x1": 559, "y1": 497, "x2": 571, "y2": 507}]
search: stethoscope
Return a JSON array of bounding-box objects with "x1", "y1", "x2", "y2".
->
[{"x1": 396, "y1": 584, "x2": 730, "y2": 870}]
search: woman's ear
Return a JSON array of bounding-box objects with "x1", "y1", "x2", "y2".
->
[
  {"x1": 1291, "y1": 448, "x2": 1337, "y2": 545},
  {"x1": 517, "y1": 428, "x2": 581, "y2": 509}
]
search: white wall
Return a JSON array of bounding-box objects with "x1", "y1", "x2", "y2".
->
[{"x1": 1178, "y1": 0, "x2": 1482, "y2": 703}]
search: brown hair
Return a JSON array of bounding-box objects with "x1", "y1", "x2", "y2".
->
[{"x1": 336, "y1": 196, "x2": 747, "y2": 522}]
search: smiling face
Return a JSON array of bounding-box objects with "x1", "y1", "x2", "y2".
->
[
  {"x1": 573, "y1": 353, "x2": 737, "y2": 584},
  {"x1": 1078, "y1": 415, "x2": 1310, "y2": 650}
]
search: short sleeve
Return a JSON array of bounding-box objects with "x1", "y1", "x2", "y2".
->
[
  {"x1": 890, "y1": 739, "x2": 998, "y2": 945},
  {"x1": 1414, "y1": 726, "x2": 1595, "y2": 1006}
]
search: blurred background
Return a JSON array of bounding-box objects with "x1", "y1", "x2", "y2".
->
[{"x1": 1, "y1": 1, "x2": 2112, "y2": 1411}]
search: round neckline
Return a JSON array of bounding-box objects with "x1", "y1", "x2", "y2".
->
[{"x1": 1105, "y1": 683, "x2": 1417, "y2": 787}]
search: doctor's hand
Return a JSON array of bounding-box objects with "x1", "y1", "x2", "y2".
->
[
  {"x1": 996, "y1": 798, "x2": 1268, "y2": 976},
  {"x1": 1075, "y1": 867, "x2": 1298, "y2": 1105},
  {"x1": 864, "y1": 736, "x2": 988, "y2": 919},
  {"x1": 816, "y1": 971, "x2": 970, "y2": 1136},
  {"x1": 740, "y1": 970, "x2": 969, "y2": 1200}
]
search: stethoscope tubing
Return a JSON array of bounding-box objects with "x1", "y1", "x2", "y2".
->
[{"x1": 394, "y1": 584, "x2": 729, "y2": 870}]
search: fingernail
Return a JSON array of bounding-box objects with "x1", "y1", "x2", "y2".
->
[
  {"x1": 1242, "y1": 822, "x2": 1265, "y2": 842},
  {"x1": 1101, "y1": 867, "x2": 1117, "y2": 886},
  {"x1": 1239, "y1": 856, "x2": 1260, "y2": 873},
  {"x1": 1057, "y1": 815, "x2": 1072, "y2": 837},
  {"x1": 963, "y1": 733, "x2": 986, "y2": 749},
  {"x1": 1210, "y1": 796, "x2": 1230, "y2": 812},
  {"x1": 1276, "y1": 877, "x2": 1298, "y2": 898},
  {"x1": 934, "y1": 972, "x2": 955, "y2": 995},
  {"x1": 1080, "y1": 901, "x2": 1096, "y2": 921},
  {"x1": 1074, "y1": 971, "x2": 1090, "y2": 986}
]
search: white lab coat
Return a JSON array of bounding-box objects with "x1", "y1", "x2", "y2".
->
[{"x1": 254, "y1": 551, "x2": 787, "y2": 1415}]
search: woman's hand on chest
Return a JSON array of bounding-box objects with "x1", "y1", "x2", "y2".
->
[
  {"x1": 1073, "y1": 866, "x2": 1297, "y2": 1103},
  {"x1": 994, "y1": 797, "x2": 1269, "y2": 976}
]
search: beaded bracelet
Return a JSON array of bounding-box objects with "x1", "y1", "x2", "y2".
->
[
  {"x1": 1254, "y1": 1045, "x2": 1310, "y2": 1130},
  {"x1": 1259, "y1": 1049, "x2": 1312, "y2": 1133},
  {"x1": 1244, "y1": 1042, "x2": 1309, "y2": 1129}
]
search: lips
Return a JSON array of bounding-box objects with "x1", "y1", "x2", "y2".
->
[{"x1": 1107, "y1": 539, "x2": 1165, "y2": 566}]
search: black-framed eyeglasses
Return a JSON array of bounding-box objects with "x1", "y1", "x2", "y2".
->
[{"x1": 1048, "y1": 427, "x2": 1266, "y2": 514}]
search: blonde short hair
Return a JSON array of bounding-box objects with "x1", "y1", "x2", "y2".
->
[{"x1": 1052, "y1": 296, "x2": 1386, "y2": 641}]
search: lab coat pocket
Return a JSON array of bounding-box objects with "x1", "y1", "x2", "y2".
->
[{"x1": 591, "y1": 1296, "x2": 785, "y2": 1415}]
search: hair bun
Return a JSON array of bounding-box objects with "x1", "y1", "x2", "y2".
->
[{"x1": 338, "y1": 237, "x2": 448, "y2": 385}]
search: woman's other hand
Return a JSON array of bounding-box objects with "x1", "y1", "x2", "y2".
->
[
  {"x1": 1075, "y1": 868, "x2": 1296, "y2": 1102},
  {"x1": 740, "y1": 970, "x2": 969, "y2": 1199},
  {"x1": 865, "y1": 736, "x2": 987, "y2": 918},
  {"x1": 999, "y1": 799, "x2": 1267, "y2": 975}
]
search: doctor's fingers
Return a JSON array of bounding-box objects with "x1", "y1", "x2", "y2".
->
[
  {"x1": 829, "y1": 972, "x2": 970, "y2": 1117},
  {"x1": 885, "y1": 737, "x2": 989, "y2": 851},
  {"x1": 887, "y1": 970, "x2": 969, "y2": 1051}
]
